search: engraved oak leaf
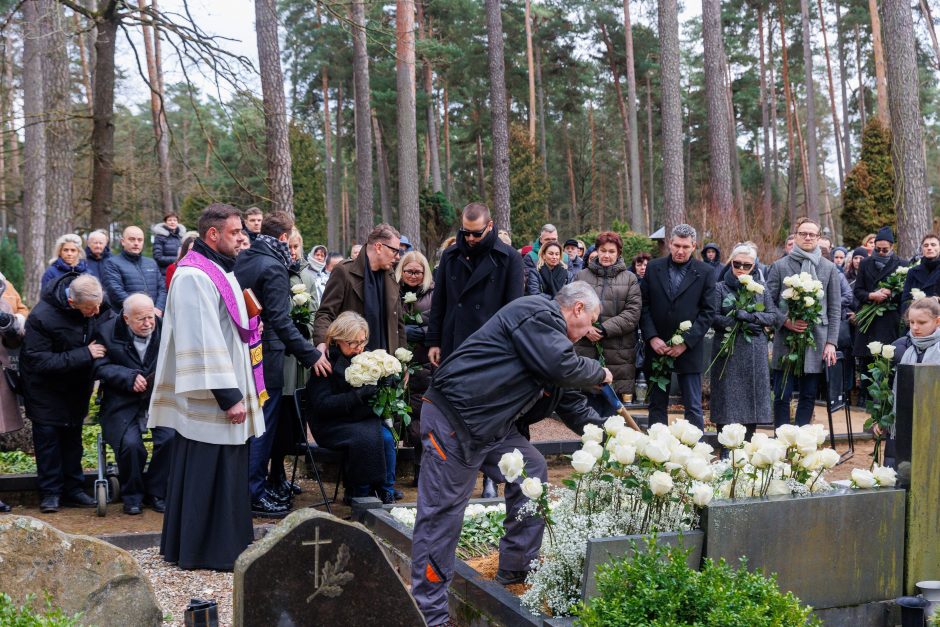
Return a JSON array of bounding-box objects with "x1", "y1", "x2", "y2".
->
[{"x1": 307, "y1": 543, "x2": 355, "y2": 602}]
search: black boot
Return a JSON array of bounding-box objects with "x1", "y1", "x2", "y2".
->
[{"x1": 0, "y1": 498, "x2": 10, "y2": 513}]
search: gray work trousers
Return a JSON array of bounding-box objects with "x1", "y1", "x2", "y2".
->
[{"x1": 410, "y1": 402, "x2": 547, "y2": 627}]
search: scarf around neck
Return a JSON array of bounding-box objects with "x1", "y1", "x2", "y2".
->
[
  {"x1": 457, "y1": 227, "x2": 497, "y2": 261},
  {"x1": 192, "y1": 238, "x2": 235, "y2": 272},
  {"x1": 790, "y1": 245, "x2": 822, "y2": 278},
  {"x1": 257, "y1": 234, "x2": 293, "y2": 269},
  {"x1": 538, "y1": 263, "x2": 568, "y2": 297}
]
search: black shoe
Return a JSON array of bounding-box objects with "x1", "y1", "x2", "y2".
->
[
  {"x1": 495, "y1": 568, "x2": 530, "y2": 585},
  {"x1": 123, "y1": 503, "x2": 142, "y2": 515},
  {"x1": 393, "y1": 489, "x2": 404, "y2": 501},
  {"x1": 149, "y1": 497, "x2": 166, "y2": 513},
  {"x1": 0, "y1": 498, "x2": 11, "y2": 513},
  {"x1": 251, "y1": 495, "x2": 290, "y2": 519},
  {"x1": 62, "y1": 492, "x2": 96, "y2": 508},
  {"x1": 279, "y1": 479, "x2": 302, "y2": 495},
  {"x1": 481, "y1": 477, "x2": 498, "y2": 499},
  {"x1": 265, "y1": 486, "x2": 292, "y2": 505},
  {"x1": 39, "y1": 495, "x2": 60, "y2": 513},
  {"x1": 377, "y1": 490, "x2": 396, "y2": 505}
]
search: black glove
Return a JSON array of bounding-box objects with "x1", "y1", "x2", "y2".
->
[
  {"x1": 354, "y1": 384, "x2": 379, "y2": 401},
  {"x1": 405, "y1": 324, "x2": 426, "y2": 344},
  {"x1": 735, "y1": 310, "x2": 755, "y2": 323},
  {"x1": 746, "y1": 322, "x2": 765, "y2": 334}
]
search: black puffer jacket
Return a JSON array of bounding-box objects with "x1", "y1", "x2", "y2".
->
[
  {"x1": 102, "y1": 250, "x2": 167, "y2": 311},
  {"x1": 151, "y1": 222, "x2": 187, "y2": 275},
  {"x1": 427, "y1": 296, "x2": 606, "y2": 459},
  {"x1": 20, "y1": 272, "x2": 100, "y2": 427}
]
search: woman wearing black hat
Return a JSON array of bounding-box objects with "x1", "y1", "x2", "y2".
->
[
  {"x1": 853, "y1": 227, "x2": 907, "y2": 369},
  {"x1": 900, "y1": 234, "x2": 940, "y2": 316}
]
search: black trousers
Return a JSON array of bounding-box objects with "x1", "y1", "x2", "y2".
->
[
  {"x1": 112, "y1": 420, "x2": 174, "y2": 506},
  {"x1": 32, "y1": 422, "x2": 85, "y2": 498},
  {"x1": 647, "y1": 372, "x2": 704, "y2": 429}
]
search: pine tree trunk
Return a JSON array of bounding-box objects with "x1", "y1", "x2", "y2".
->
[
  {"x1": 397, "y1": 0, "x2": 421, "y2": 246},
  {"x1": 90, "y1": 1, "x2": 119, "y2": 231},
  {"x1": 5, "y1": 32, "x2": 21, "y2": 243},
  {"x1": 322, "y1": 69, "x2": 338, "y2": 252},
  {"x1": 646, "y1": 73, "x2": 655, "y2": 228},
  {"x1": 882, "y1": 0, "x2": 931, "y2": 257},
  {"x1": 869, "y1": 0, "x2": 890, "y2": 123},
  {"x1": 372, "y1": 111, "x2": 392, "y2": 224},
  {"x1": 563, "y1": 122, "x2": 578, "y2": 232},
  {"x1": 920, "y1": 0, "x2": 940, "y2": 69},
  {"x1": 139, "y1": 0, "x2": 172, "y2": 217},
  {"x1": 659, "y1": 0, "x2": 685, "y2": 232},
  {"x1": 72, "y1": 11, "x2": 93, "y2": 106},
  {"x1": 778, "y1": 4, "x2": 798, "y2": 225},
  {"x1": 836, "y1": 0, "x2": 852, "y2": 171},
  {"x1": 350, "y1": 0, "x2": 374, "y2": 242},
  {"x1": 769, "y1": 17, "x2": 779, "y2": 193},
  {"x1": 535, "y1": 43, "x2": 547, "y2": 175},
  {"x1": 599, "y1": 23, "x2": 633, "y2": 229},
  {"x1": 817, "y1": 0, "x2": 845, "y2": 192},
  {"x1": 759, "y1": 6, "x2": 773, "y2": 231},
  {"x1": 484, "y1": 0, "x2": 511, "y2": 232},
  {"x1": 417, "y1": 2, "x2": 441, "y2": 194},
  {"x1": 724, "y1": 53, "x2": 746, "y2": 225},
  {"x1": 800, "y1": 0, "x2": 821, "y2": 221},
  {"x1": 475, "y1": 131, "x2": 486, "y2": 202},
  {"x1": 22, "y1": 0, "x2": 46, "y2": 306},
  {"x1": 255, "y1": 0, "x2": 294, "y2": 216},
  {"x1": 525, "y1": 0, "x2": 536, "y2": 143},
  {"x1": 335, "y1": 82, "x2": 345, "y2": 246},
  {"x1": 589, "y1": 101, "x2": 598, "y2": 229},
  {"x1": 623, "y1": 0, "x2": 643, "y2": 230},
  {"x1": 702, "y1": 0, "x2": 734, "y2": 222},
  {"x1": 856, "y1": 25, "x2": 867, "y2": 128},
  {"x1": 443, "y1": 80, "x2": 452, "y2": 197}
]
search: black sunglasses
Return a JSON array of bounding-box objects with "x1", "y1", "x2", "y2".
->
[
  {"x1": 731, "y1": 261, "x2": 754, "y2": 270},
  {"x1": 874, "y1": 246, "x2": 892, "y2": 254},
  {"x1": 459, "y1": 227, "x2": 488, "y2": 238},
  {"x1": 379, "y1": 242, "x2": 402, "y2": 256}
]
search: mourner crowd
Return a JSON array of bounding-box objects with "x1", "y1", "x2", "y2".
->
[{"x1": 1, "y1": 199, "x2": 937, "y2": 626}]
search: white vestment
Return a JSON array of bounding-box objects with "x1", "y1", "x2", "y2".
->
[{"x1": 147, "y1": 261, "x2": 265, "y2": 445}]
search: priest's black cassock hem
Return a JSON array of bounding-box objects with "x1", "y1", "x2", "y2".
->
[{"x1": 160, "y1": 432, "x2": 253, "y2": 571}]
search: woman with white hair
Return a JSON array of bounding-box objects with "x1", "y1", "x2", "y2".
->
[
  {"x1": 709, "y1": 243, "x2": 775, "y2": 448},
  {"x1": 41, "y1": 234, "x2": 87, "y2": 288}
]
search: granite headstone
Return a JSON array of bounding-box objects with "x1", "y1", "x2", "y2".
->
[{"x1": 233, "y1": 509, "x2": 425, "y2": 626}]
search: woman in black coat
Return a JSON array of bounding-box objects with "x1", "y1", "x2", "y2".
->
[
  {"x1": 305, "y1": 312, "x2": 399, "y2": 504},
  {"x1": 151, "y1": 213, "x2": 186, "y2": 276},
  {"x1": 901, "y1": 234, "x2": 940, "y2": 316},
  {"x1": 525, "y1": 241, "x2": 571, "y2": 298}
]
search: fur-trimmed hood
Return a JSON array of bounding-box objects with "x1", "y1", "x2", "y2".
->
[{"x1": 151, "y1": 222, "x2": 186, "y2": 238}]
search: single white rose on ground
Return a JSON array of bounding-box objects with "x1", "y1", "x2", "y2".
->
[
  {"x1": 679, "y1": 320, "x2": 693, "y2": 332},
  {"x1": 498, "y1": 449, "x2": 525, "y2": 482},
  {"x1": 872, "y1": 464, "x2": 897, "y2": 487},
  {"x1": 581, "y1": 423, "x2": 604, "y2": 444},
  {"x1": 818, "y1": 448, "x2": 841, "y2": 469},
  {"x1": 403, "y1": 291, "x2": 418, "y2": 304},
  {"x1": 690, "y1": 483, "x2": 713, "y2": 507},
  {"x1": 571, "y1": 450, "x2": 596, "y2": 474},
  {"x1": 581, "y1": 441, "x2": 605, "y2": 460},
  {"x1": 685, "y1": 456, "x2": 713, "y2": 482},
  {"x1": 717, "y1": 423, "x2": 747, "y2": 449},
  {"x1": 394, "y1": 347, "x2": 414, "y2": 363},
  {"x1": 291, "y1": 283, "x2": 307, "y2": 294},
  {"x1": 867, "y1": 341, "x2": 884, "y2": 356},
  {"x1": 604, "y1": 415, "x2": 626, "y2": 437},
  {"x1": 881, "y1": 344, "x2": 896, "y2": 360},
  {"x1": 851, "y1": 468, "x2": 877, "y2": 489},
  {"x1": 613, "y1": 444, "x2": 636, "y2": 465},
  {"x1": 521, "y1": 477, "x2": 544, "y2": 500},
  {"x1": 649, "y1": 471, "x2": 674, "y2": 496},
  {"x1": 766, "y1": 479, "x2": 792, "y2": 496}
]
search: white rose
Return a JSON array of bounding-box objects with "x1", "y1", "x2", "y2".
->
[
  {"x1": 670, "y1": 334, "x2": 685, "y2": 345},
  {"x1": 775, "y1": 424, "x2": 799, "y2": 446},
  {"x1": 794, "y1": 430, "x2": 819, "y2": 456},
  {"x1": 750, "y1": 447, "x2": 775, "y2": 469},
  {"x1": 691, "y1": 442, "x2": 714, "y2": 460},
  {"x1": 669, "y1": 444, "x2": 692, "y2": 467},
  {"x1": 616, "y1": 428, "x2": 643, "y2": 447},
  {"x1": 717, "y1": 424, "x2": 747, "y2": 449},
  {"x1": 781, "y1": 288, "x2": 794, "y2": 300},
  {"x1": 766, "y1": 479, "x2": 792, "y2": 496},
  {"x1": 668, "y1": 418, "x2": 690, "y2": 440},
  {"x1": 604, "y1": 415, "x2": 626, "y2": 437},
  {"x1": 867, "y1": 341, "x2": 884, "y2": 356},
  {"x1": 802, "y1": 296, "x2": 815, "y2": 307},
  {"x1": 739, "y1": 274, "x2": 753, "y2": 285},
  {"x1": 802, "y1": 423, "x2": 828, "y2": 446},
  {"x1": 912, "y1": 288, "x2": 926, "y2": 301},
  {"x1": 613, "y1": 444, "x2": 636, "y2": 465},
  {"x1": 521, "y1": 477, "x2": 544, "y2": 500},
  {"x1": 730, "y1": 448, "x2": 749, "y2": 468},
  {"x1": 881, "y1": 345, "x2": 896, "y2": 360},
  {"x1": 581, "y1": 424, "x2": 604, "y2": 444},
  {"x1": 783, "y1": 275, "x2": 796, "y2": 287},
  {"x1": 679, "y1": 320, "x2": 693, "y2": 332},
  {"x1": 851, "y1": 468, "x2": 877, "y2": 489},
  {"x1": 818, "y1": 448, "x2": 841, "y2": 469},
  {"x1": 872, "y1": 464, "x2": 897, "y2": 487},
  {"x1": 649, "y1": 471, "x2": 674, "y2": 496},
  {"x1": 647, "y1": 423, "x2": 671, "y2": 440},
  {"x1": 582, "y1": 441, "x2": 605, "y2": 460},
  {"x1": 292, "y1": 293, "x2": 310, "y2": 306},
  {"x1": 497, "y1": 448, "x2": 525, "y2": 482},
  {"x1": 403, "y1": 291, "x2": 418, "y2": 304},
  {"x1": 690, "y1": 483, "x2": 713, "y2": 507},
  {"x1": 897, "y1": 266, "x2": 910, "y2": 275},
  {"x1": 685, "y1": 456, "x2": 713, "y2": 482},
  {"x1": 571, "y1": 450, "x2": 596, "y2": 474},
  {"x1": 799, "y1": 451, "x2": 822, "y2": 471},
  {"x1": 643, "y1": 440, "x2": 671, "y2": 464},
  {"x1": 291, "y1": 283, "x2": 307, "y2": 294},
  {"x1": 679, "y1": 423, "x2": 703, "y2": 446},
  {"x1": 746, "y1": 281, "x2": 764, "y2": 293},
  {"x1": 394, "y1": 347, "x2": 414, "y2": 363}
]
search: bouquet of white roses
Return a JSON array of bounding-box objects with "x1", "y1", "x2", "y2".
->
[
  {"x1": 344, "y1": 347, "x2": 416, "y2": 442},
  {"x1": 650, "y1": 320, "x2": 692, "y2": 392},
  {"x1": 706, "y1": 274, "x2": 766, "y2": 379},
  {"x1": 778, "y1": 272, "x2": 824, "y2": 390},
  {"x1": 289, "y1": 283, "x2": 314, "y2": 327},
  {"x1": 855, "y1": 265, "x2": 909, "y2": 333},
  {"x1": 860, "y1": 341, "x2": 896, "y2": 468}
]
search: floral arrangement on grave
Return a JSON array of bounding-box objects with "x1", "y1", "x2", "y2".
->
[
  {"x1": 504, "y1": 419, "x2": 841, "y2": 617},
  {"x1": 855, "y1": 265, "x2": 910, "y2": 333},
  {"x1": 344, "y1": 347, "x2": 418, "y2": 442},
  {"x1": 402, "y1": 291, "x2": 422, "y2": 326},
  {"x1": 289, "y1": 283, "x2": 314, "y2": 327},
  {"x1": 390, "y1": 503, "x2": 508, "y2": 560},
  {"x1": 861, "y1": 341, "x2": 896, "y2": 468},
  {"x1": 706, "y1": 274, "x2": 766, "y2": 378},
  {"x1": 778, "y1": 272, "x2": 825, "y2": 390},
  {"x1": 850, "y1": 464, "x2": 897, "y2": 489},
  {"x1": 649, "y1": 320, "x2": 692, "y2": 392}
]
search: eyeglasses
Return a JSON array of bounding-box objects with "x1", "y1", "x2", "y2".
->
[
  {"x1": 379, "y1": 242, "x2": 402, "y2": 257},
  {"x1": 731, "y1": 261, "x2": 754, "y2": 270},
  {"x1": 403, "y1": 269, "x2": 424, "y2": 276},
  {"x1": 875, "y1": 246, "x2": 892, "y2": 254},
  {"x1": 340, "y1": 338, "x2": 367, "y2": 348},
  {"x1": 796, "y1": 231, "x2": 819, "y2": 240},
  {"x1": 459, "y1": 227, "x2": 488, "y2": 239}
]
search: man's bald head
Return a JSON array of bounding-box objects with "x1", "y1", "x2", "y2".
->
[
  {"x1": 123, "y1": 293, "x2": 156, "y2": 337},
  {"x1": 122, "y1": 226, "x2": 145, "y2": 255}
]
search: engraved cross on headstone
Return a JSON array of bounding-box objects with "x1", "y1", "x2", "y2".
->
[{"x1": 302, "y1": 526, "x2": 332, "y2": 589}]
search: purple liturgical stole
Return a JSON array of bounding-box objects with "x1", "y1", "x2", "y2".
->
[{"x1": 177, "y1": 250, "x2": 268, "y2": 406}]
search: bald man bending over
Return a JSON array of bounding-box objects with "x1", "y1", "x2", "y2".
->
[{"x1": 102, "y1": 226, "x2": 167, "y2": 314}]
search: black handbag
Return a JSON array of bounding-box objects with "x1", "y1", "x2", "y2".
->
[
  {"x1": 184, "y1": 599, "x2": 218, "y2": 627},
  {"x1": 2, "y1": 365, "x2": 19, "y2": 395}
]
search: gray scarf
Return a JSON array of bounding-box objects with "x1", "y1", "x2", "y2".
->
[
  {"x1": 902, "y1": 328, "x2": 940, "y2": 364},
  {"x1": 789, "y1": 245, "x2": 822, "y2": 279}
]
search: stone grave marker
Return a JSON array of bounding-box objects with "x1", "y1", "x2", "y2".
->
[{"x1": 233, "y1": 508, "x2": 425, "y2": 626}]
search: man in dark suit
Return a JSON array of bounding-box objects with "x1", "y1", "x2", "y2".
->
[
  {"x1": 94, "y1": 293, "x2": 173, "y2": 515},
  {"x1": 640, "y1": 224, "x2": 717, "y2": 429},
  {"x1": 235, "y1": 211, "x2": 324, "y2": 518},
  {"x1": 853, "y1": 226, "x2": 906, "y2": 371}
]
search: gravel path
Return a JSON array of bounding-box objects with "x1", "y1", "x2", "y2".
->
[{"x1": 131, "y1": 547, "x2": 234, "y2": 627}]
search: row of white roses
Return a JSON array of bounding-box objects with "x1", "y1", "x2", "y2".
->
[
  {"x1": 737, "y1": 273, "x2": 766, "y2": 294},
  {"x1": 389, "y1": 502, "x2": 505, "y2": 528},
  {"x1": 344, "y1": 347, "x2": 414, "y2": 387},
  {"x1": 851, "y1": 464, "x2": 896, "y2": 488}
]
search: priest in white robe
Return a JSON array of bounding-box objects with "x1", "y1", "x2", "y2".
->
[{"x1": 149, "y1": 203, "x2": 265, "y2": 571}]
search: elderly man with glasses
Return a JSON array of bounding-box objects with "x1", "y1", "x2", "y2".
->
[{"x1": 314, "y1": 223, "x2": 407, "y2": 355}]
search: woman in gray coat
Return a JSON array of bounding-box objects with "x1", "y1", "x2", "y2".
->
[
  {"x1": 709, "y1": 243, "x2": 774, "y2": 445},
  {"x1": 574, "y1": 231, "x2": 642, "y2": 399}
]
